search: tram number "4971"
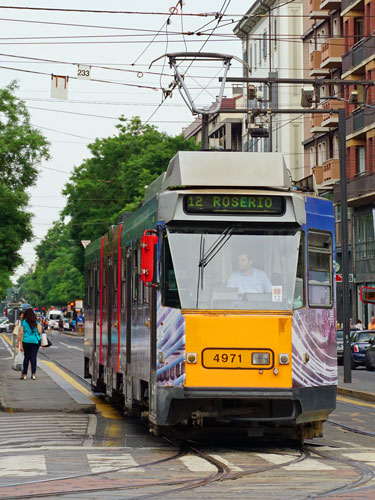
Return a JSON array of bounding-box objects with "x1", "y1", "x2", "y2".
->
[{"x1": 213, "y1": 353, "x2": 241, "y2": 363}]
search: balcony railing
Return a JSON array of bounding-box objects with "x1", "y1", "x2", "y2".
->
[
  {"x1": 320, "y1": 0, "x2": 341, "y2": 9},
  {"x1": 356, "y1": 240, "x2": 375, "y2": 260},
  {"x1": 353, "y1": 108, "x2": 365, "y2": 132},
  {"x1": 321, "y1": 38, "x2": 345, "y2": 68},
  {"x1": 310, "y1": 50, "x2": 330, "y2": 76},
  {"x1": 323, "y1": 158, "x2": 340, "y2": 183},
  {"x1": 312, "y1": 165, "x2": 324, "y2": 184},
  {"x1": 311, "y1": 113, "x2": 331, "y2": 133},
  {"x1": 310, "y1": 0, "x2": 329, "y2": 17},
  {"x1": 342, "y1": 0, "x2": 364, "y2": 14},
  {"x1": 342, "y1": 36, "x2": 375, "y2": 74}
]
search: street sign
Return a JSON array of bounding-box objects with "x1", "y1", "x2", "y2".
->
[
  {"x1": 75, "y1": 300, "x2": 83, "y2": 310},
  {"x1": 77, "y1": 64, "x2": 91, "y2": 80},
  {"x1": 336, "y1": 274, "x2": 342, "y2": 282}
]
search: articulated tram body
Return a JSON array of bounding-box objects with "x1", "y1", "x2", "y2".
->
[{"x1": 84, "y1": 152, "x2": 337, "y2": 440}]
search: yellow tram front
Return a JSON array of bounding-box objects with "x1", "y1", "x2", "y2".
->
[{"x1": 151, "y1": 152, "x2": 336, "y2": 440}]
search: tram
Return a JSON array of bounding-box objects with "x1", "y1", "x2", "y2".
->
[{"x1": 84, "y1": 151, "x2": 337, "y2": 442}]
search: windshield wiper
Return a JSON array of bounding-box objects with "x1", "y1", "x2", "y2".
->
[
  {"x1": 196, "y1": 226, "x2": 235, "y2": 308},
  {"x1": 199, "y1": 226, "x2": 234, "y2": 268}
]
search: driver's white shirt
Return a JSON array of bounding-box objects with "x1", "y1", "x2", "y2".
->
[{"x1": 227, "y1": 268, "x2": 272, "y2": 294}]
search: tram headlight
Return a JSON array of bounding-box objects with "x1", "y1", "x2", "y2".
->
[
  {"x1": 252, "y1": 352, "x2": 270, "y2": 365},
  {"x1": 279, "y1": 353, "x2": 290, "y2": 365}
]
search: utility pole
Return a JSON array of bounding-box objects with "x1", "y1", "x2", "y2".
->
[{"x1": 218, "y1": 75, "x2": 375, "y2": 384}]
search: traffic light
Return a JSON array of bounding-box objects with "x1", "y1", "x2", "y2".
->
[{"x1": 70, "y1": 301, "x2": 75, "y2": 307}]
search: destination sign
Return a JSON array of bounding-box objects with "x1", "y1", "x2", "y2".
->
[{"x1": 184, "y1": 194, "x2": 285, "y2": 215}]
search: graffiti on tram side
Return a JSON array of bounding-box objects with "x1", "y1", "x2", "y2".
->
[
  {"x1": 156, "y1": 293, "x2": 186, "y2": 387},
  {"x1": 292, "y1": 308, "x2": 337, "y2": 388}
]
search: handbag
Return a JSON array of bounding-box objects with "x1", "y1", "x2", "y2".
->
[
  {"x1": 40, "y1": 332, "x2": 52, "y2": 347},
  {"x1": 12, "y1": 350, "x2": 24, "y2": 371}
]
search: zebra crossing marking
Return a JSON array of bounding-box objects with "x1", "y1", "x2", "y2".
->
[
  {"x1": 179, "y1": 456, "x2": 217, "y2": 472},
  {"x1": 0, "y1": 455, "x2": 46, "y2": 477},
  {"x1": 87, "y1": 453, "x2": 145, "y2": 473},
  {"x1": 209, "y1": 454, "x2": 243, "y2": 472},
  {"x1": 256, "y1": 453, "x2": 336, "y2": 471},
  {"x1": 342, "y1": 452, "x2": 375, "y2": 465}
]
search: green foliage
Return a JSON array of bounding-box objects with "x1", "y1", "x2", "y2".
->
[
  {"x1": 0, "y1": 81, "x2": 49, "y2": 299},
  {"x1": 18, "y1": 116, "x2": 198, "y2": 306},
  {"x1": 62, "y1": 117, "x2": 199, "y2": 264},
  {"x1": 17, "y1": 225, "x2": 84, "y2": 308}
]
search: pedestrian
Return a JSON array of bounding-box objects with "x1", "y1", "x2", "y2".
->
[
  {"x1": 355, "y1": 319, "x2": 364, "y2": 330},
  {"x1": 17, "y1": 308, "x2": 44, "y2": 380},
  {"x1": 58, "y1": 317, "x2": 63, "y2": 333},
  {"x1": 368, "y1": 316, "x2": 375, "y2": 330}
]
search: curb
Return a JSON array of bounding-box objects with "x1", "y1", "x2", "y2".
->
[{"x1": 337, "y1": 386, "x2": 375, "y2": 404}]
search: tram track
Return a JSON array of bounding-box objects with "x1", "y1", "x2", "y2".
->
[
  {"x1": 301, "y1": 445, "x2": 375, "y2": 499},
  {"x1": 0, "y1": 446, "x2": 309, "y2": 499}
]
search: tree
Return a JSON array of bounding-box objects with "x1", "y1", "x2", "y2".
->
[
  {"x1": 17, "y1": 224, "x2": 84, "y2": 308},
  {"x1": 0, "y1": 81, "x2": 49, "y2": 298},
  {"x1": 62, "y1": 117, "x2": 199, "y2": 270}
]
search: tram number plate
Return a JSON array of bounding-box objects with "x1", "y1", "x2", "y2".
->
[{"x1": 202, "y1": 348, "x2": 253, "y2": 369}]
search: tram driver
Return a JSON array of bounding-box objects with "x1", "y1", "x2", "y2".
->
[{"x1": 227, "y1": 253, "x2": 272, "y2": 294}]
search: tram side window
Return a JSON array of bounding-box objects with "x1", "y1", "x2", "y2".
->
[
  {"x1": 121, "y1": 253, "x2": 126, "y2": 308},
  {"x1": 132, "y1": 249, "x2": 138, "y2": 304},
  {"x1": 308, "y1": 231, "x2": 332, "y2": 308},
  {"x1": 113, "y1": 261, "x2": 118, "y2": 309},
  {"x1": 293, "y1": 233, "x2": 305, "y2": 309},
  {"x1": 162, "y1": 235, "x2": 181, "y2": 309}
]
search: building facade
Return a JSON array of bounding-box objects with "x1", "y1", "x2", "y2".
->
[
  {"x1": 234, "y1": 0, "x2": 305, "y2": 180},
  {"x1": 182, "y1": 89, "x2": 243, "y2": 151},
  {"x1": 303, "y1": 0, "x2": 375, "y2": 325}
]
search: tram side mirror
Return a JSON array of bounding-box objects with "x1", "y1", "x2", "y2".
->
[
  {"x1": 359, "y1": 286, "x2": 375, "y2": 304},
  {"x1": 141, "y1": 229, "x2": 158, "y2": 287}
]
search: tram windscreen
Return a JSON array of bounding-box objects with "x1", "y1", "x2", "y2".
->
[{"x1": 164, "y1": 225, "x2": 304, "y2": 311}]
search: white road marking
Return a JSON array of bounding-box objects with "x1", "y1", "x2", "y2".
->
[
  {"x1": 87, "y1": 453, "x2": 144, "y2": 473},
  {"x1": 209, "y1": 454, "x2": 243, "y2": 472},
  {"x1": 342, "y1": 452, "x2": 375, "y2": 465},
  {"x1": 83, "y1": 414, "x2": 97, "y2": 447},
  {"x1": 256, "y1": 453, "x2": 336, "y2": 471},
  {"x1": 179, "y1": 455, "x2": 217, "y2": 472},
  {"x1": 0, "y1": 455, "x2": 46, "y2": 477},
  {"x1": 59, "y1": 342, "x2": 84, "y2": 351},
  {"x1": 0, "y1": 335, "x2": 13, "y2": 355}
]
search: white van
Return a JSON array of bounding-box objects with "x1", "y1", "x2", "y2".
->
[{"x1": 47, "y1": 310, "x2": 63, "y2": 330}]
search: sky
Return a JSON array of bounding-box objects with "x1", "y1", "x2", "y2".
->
[{"x1": 0, "y1": 0, "x2": 253, "y2": 280}]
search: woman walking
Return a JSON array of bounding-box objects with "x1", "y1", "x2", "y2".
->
[{"x1": 17, "y1": 308, "x2": 43, "y2": 380}]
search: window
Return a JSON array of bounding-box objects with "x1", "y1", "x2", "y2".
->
[
  {"x1": 121, "y1": 253, "x2": 126, "y2": 308},
  {"x1": 274, "y1": 19, "x2": 277, "y2": 50},
  {"x1": 132, "y1": 249, "x2": 138, "y2": 304},
  {"x1": 263, "y1": 31, "x2": 267, "y2": 59},
  {"x1": 310, "y1": 147, "x2": 315, "y2": 169},
  {"x1": 249, "y1": 44, "x2": 253, "y2": 70},
  {"x1": 308, "y1": 231, "x2": 333, "y2": 308},
  {"x1": 356, "y1": 146, "x2": 365, "y2": 175},
  {"x1": 254, "y1": 43, "x2": 257, "y2": 68},
  {"x1": 354, "y1": 17, "x2": 364, "y2": 43},
  {"x1": 259, "y1": 39, "x2": 262, "y2": 64},
  {"x1": 162, "y1": 234, "x2": 181, "y2": 309},
  {"x1": 294, "y1": 232, "x2": 305, "y2": 309}
]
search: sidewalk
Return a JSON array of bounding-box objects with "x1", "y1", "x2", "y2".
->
[
  {"x1": 337, "y1": 368, "x2": 375, "y2": 403},
  {"x1": 0, "y1": 334, "x2": 95, "y2": 414}
]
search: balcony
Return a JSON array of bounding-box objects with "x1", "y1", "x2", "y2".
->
[
  {"x1": 321, "y1": 99, "x2": 345, "y2": 128},
  {"x1": 312, "y1": 165, "x2": 324, "y2": 184},
  {"x1": 342, "y1": 0, "x2": 364, "y2": 16},
  {"x1": 346, "y1": 107, "x2": 375, "y2": 135},
  {"x1": 323, "y1": 158, "x2": 340, "y2": 184},
  {"x1": 311, "y1": 113, "x2": 331, "y2": 133},
  {"x1": 310, "y1": 51, "x2": 330, "y2": 77},
  {"x1": 342, "y1": 36, "x2": 375, "y2": 76},
  {"x1": 320, "y1": 0, "x2": 341, "y2": 9},
  {"x1": 321, "y1": 38, "x2": 345, "y2": 69},
  {"x1": 309, "y1": 0, "x2": 329, "y2": 18}
]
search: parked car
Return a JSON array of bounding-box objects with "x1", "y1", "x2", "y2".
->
[
  {"x1": 351, "y1": 330, "x2": 375, "y2": 369},
  {"x1": 336, "y1": 329, "x2": 358, "y2": 365},
  {"x1": 364, "y1": 340, "x2": 375, "y2": 371},
  {"x1": 0, "y1": 317, "x2": 11, "y2": 333}
]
